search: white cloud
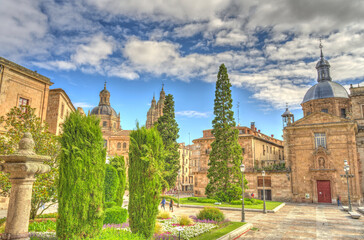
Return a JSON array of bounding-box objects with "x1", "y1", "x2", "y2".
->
[
  {"x1": 73, "y1": 102, "x2": 95, "y2": 108},
  {"x1": 176, "y1": 111, "x2": 210, "y2": 118},
  {"x1": 72, "y1": 34, "x2": 114, "y2": 66}
]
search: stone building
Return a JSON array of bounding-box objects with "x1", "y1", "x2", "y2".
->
[
  {"x1": 90, "y1": 83, "x2": 130, "y2": 162},
  {"x1": 0, "y1": 57, "x2": 52, "y2": 133},
  {"x1": 192, "y1": 125, "x2": 289, "y2": 201},
  {"x1": 283, "y1": 46, "x2": 363, "y2": 204},
  {"x1": 146, "y1": 86, "x2": 165, "y2": 128},
  {"x1": 46, "y1": 88, "x2": 76, "y2": 135},
  {"x1": 177, "y1": 143, "x2": 193, "y2": 193}
]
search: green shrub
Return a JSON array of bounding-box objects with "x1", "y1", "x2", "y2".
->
[
  {"x1": 128, "y1": 126, "x2": 165, "y2": 239},
  {"x1": 178, "y1": 215, "x2": 193, "y2": 226},
  {"x1": 105, "y1": 164, "x2": 119, "y2": 202},
  {"x1": 187, "y1": 197, "x2": 199, "y2": 202},
  {"x1": 105, "y1": 201, "x2": 116, "y2": 209},
  {"x1": 104, "y1": 206, "x2": 128, "y2": 224},
  {"x1": 110, "y1": 156, "x2": 127, "y2": 206},
  {"x1": 0, "y1": 217, "x2": 6, "y2": 225},
  {"x1": 37, "y1": 213, "x2": 58, "y2": 219},
  {"x1": 197, "y1": 207, "x2": 225, "y2": 222},
  {"x1": 29, "y1": 220, "x2": 56, "y2": 232},
  {"x1": 154, "y1": 221, "x2": 163, "y2": 234},
  {"x1": 187, "y1": 197, "x2": 216, "y2": 203},
  {"x1": 57, "y1": 112, "x2": 106, "y2": 239},
  {"x1": 157, "y1": 211, "x2": 172, "y2": 219}
]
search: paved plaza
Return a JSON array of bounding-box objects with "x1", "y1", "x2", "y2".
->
[
  {"x1": 170, "y1": 203, "x2": 364, "y2": 239},
  {"x1": 1, "y1": 201, "x2": 363, "y2": 239}
]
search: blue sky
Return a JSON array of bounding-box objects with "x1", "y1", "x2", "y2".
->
[{"x1": 1, "y1": 0, "x2": 364, "y2": 144}]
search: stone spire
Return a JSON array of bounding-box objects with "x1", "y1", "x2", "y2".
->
[
  {"x1": 316, "y1": 40, "x2": 332, "y2": 82},
  {"x1": 99, "y1": 81, "x2": 111, "y2": 106}
]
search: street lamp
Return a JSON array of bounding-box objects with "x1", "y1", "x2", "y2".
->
[
  {"x1": 262, "y1": 170, "x2": 267, "y2": 214},
  {"x1": 344, "y1": 160, "x2": 352, "y2": 212},
  {"x1": 177, "y1": 169, "x2": 181, "y2": 207},
  {"x1": 239, "y1": 163, "x2": 245, "y2": 222}
]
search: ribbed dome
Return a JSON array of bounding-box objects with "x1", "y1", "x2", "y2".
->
[
  {"x1": 91, "y1": 105, "x2": 117, "y2": 117},
  {"x1": 302, "y1": 81, "x2": 349, "y2": 103}
]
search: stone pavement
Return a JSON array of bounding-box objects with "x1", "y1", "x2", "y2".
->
[{"x1": 171, "y1": 203, "x2": 364, "y2": 239}]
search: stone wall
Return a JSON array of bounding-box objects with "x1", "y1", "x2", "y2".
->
[
  {"x1": 0, "y1": 57, "x2": 52, "y2": 133},
  {"x1": 46, "y1": 89, "x2": 76, "y2": 135}
]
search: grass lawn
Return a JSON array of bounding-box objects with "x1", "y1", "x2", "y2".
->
[
  {"x1": 191, "y1": 222, "x2": 246, "y2": 240},
  {"x1": 179, "y1": 198, "x2": 282, "y2": 210}
]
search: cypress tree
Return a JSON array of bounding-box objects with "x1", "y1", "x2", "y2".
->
[
  {"x1": 205, "y1": 64, "x2": 244, "y2": 202},
  {"x1": 57, "y1": 112, "x2": 106, "y2": 239},
  {"x1": 128, "y1": 126, "x2": 164, "y2": 239},
  {"x1": 104, "y1": 164, "x2": 119, "y2": 202},
  {"x1": 155, "y1": 94, "x2": 180, "y2": 189},
  {"x1": 110, "y1": 155, "x2": 126, "y2": 206}
]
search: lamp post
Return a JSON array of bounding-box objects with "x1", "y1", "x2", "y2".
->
[
  {"x1": 177, "y1": 169, "x2": 181, "y2": 207},
  {"x1": 240, "y1": 163, "x2": 245, "y2": 222},
  {"x1": 344, "y1": 160, "x2": 352, "y2": 212},
  {"x1": 262, "y1": 170, "x2": 267, "y2": 214}
]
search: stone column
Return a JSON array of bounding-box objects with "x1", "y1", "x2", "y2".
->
[{"x1": 0, "y1": 132, "x2": 50, "y2": 240}]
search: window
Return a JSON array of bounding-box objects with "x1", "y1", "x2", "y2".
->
[
  {"x1": 341, "y1": 108, "x2": 346, "y2": 118},
  {"x1": 103, "y1": 121, "x2": 107, "y2": 127},
  {"x1": 242, "y1": 148, "x2": 245, "y2": 154},
  {"x1": 117, "y1": 142, "x2": 121, "y2": 149},
  {"x1": 314, "y1": 133, "x2": 326, "y2": 148},
  {"x1": 104, "y1": 139, "x2": 107, "y2": 148},
  {"x1": 263, "y1": 145, "x2": 265, "y2": 155},
  {"x1": 61, "y1": 104, "x2": 64, "y2": 117},
  {"x1": 307, "y1": 112, "x2": 311, "y2": 116},
  {"x1": 19, "y1": 97, "x2": 29, "y2": 113},
  {"x1": 321, "y1": 109, "x2": 328, "y2": 113},
  {"x1": 114, "y1": 123, "x2": 116, "y2": 128},
  {"x1": 123, "y1": 142, "x2": 127, "y2": 149}
]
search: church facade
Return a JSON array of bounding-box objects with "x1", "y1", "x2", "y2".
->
[
  {"x1": 283, "y1": 46, "x2": 363, "y2": 204},
  {"x1": 90, "y1": 83, "x2": 130, "y2": 163}
]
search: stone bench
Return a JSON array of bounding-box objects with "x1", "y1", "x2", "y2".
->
[
  {"x1": 357, "y1": 207, "x2": 364, "y2": 214},
  {"x1": 349, "y1": 211, "x2": 361, "y2": 219},
  {"x1": 341, "y1": 206, "x2": 349, "y2": 211}
]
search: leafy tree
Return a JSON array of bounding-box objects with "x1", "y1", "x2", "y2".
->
[
  {"x1": 0, "y1": 106, "x2": 59, "y2": 219},
  {"x1": 104, "y1": 164, "x2": 119, "y2": 202},
  {"x1": 205, "y1": 64, "x2": 245, "y2": 202},
  {"x1": 110, "y1": 156, "x2": 127, "y2": 206},
  {"x1": 57, "y1": 112, "x2": 105, "y2": 239},
  {"x1": 155, "y1": 94, "x2": 180, "y2": 189},
  {"x1": 128, "y1": 125, "x2": 164, "y2": 239}
]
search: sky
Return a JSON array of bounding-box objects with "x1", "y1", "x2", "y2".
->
[{"x1": 1, "y1": 0, "x2": 364, "y2": 144}]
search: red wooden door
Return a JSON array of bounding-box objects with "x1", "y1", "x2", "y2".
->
[{"x1": 317, "y1": 180, "x2": 331, "y2": 203}]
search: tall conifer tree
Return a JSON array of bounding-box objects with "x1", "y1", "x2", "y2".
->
[
  {"x1": 155, "y1": 94, "x2": 180, "y2": 189},
  {"x1": 206, "y1": 64, "x2": 244, "y2": 202}
]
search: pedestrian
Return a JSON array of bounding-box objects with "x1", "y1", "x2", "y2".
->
[
  {"x1": 161, "y1": 198, "x2": 166, "y2": 210},
  {"x1": 169, "y1": 199, "x2": 174, "y2": 212},
  {"x1": 251, "y1": 193, "x2": 254, "y2": 198},
  {"x1": 337, "y1": 195, "x2": 341, "y2": 206}
]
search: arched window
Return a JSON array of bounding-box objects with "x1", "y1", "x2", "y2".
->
[
  {"x1": 123, "y1": 142, "x2": 127, "y2": 149},
  {"x1": 117, "y1": 142, "x2": 121, "y2": 149}
]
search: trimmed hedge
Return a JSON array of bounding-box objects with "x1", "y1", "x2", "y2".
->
[
  {"x1": 197, "y1": 207, "x2": 225, "y2": 222},
  {"x1": 105, "y1": 201, "x2": 116, "y2": 209},
  {"x1": 104, "y1": 206, "x2": 128, "y2": 224},
  {"x1": 187, "y1": 197, "x2": 217, "y2": 204},
  {"x1": 230, "y1": 198, "x2": 263, "y2": 205},
  {"x1": 57, "y1": 112, "x2": 106, "y2": 239},
  {"x1": 110, "y1": 156, "x2": 127, "y2": 206},
  {"x1": 128, "y1": 126, "x2": 164, "y2": 239},
  {"x1": 105, "y1": 164, "x2": 119, "y2": 202}
]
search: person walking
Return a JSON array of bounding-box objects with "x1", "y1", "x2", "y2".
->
[
  {"x1": 337, "y1": 195, "x2": 341, "y2": 206},
  {"x1": 161, "y1": 198, "x2": 166, "y2": 210},
  {"x1": 169, "y1": 199, "x2": 174, "y2": 212}
]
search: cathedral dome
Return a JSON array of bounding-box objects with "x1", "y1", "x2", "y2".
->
[
  {"x1": 302, "y1": 43, "x2": 349, "y2": 103},
  {"x1": 302, "y1": 81, "x2": 349, "y2": 103},
  {"x1": 90, "y1": 82, "x2": 118, "y2": 117},
  {"x1": 91, "y1": 105, "x2": 118, "y2": 117}
]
